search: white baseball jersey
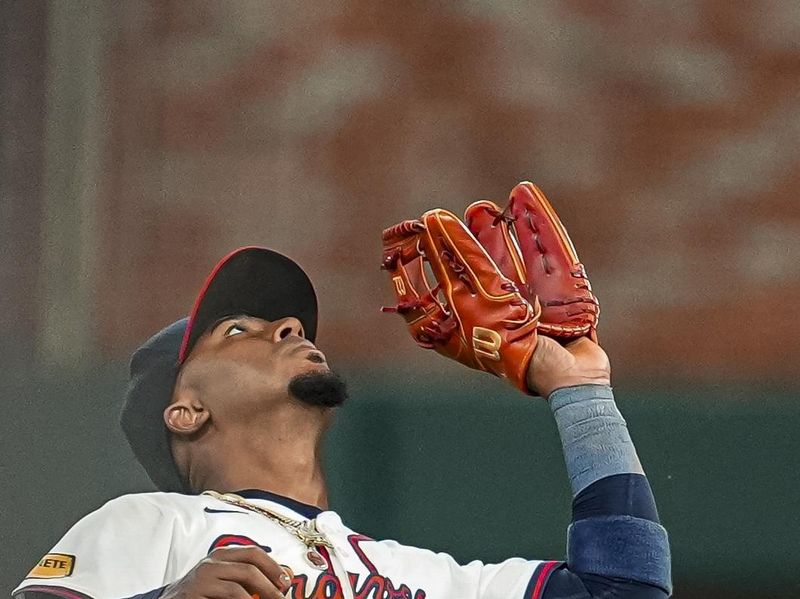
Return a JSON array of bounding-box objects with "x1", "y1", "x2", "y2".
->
[{"x1": 14, "y1": 490, "x2": 560, "y2": 599}]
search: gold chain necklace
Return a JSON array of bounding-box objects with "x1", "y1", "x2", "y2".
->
[{"x1": 202, "y1": 490, "x2": 332, "y2": 569}]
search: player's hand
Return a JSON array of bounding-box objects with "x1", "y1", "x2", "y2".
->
[
  {"x1": 160, "y1": 546, "x2": 291, "y2": 599},
  {"x1": 525, "y1": 336, "x2": 610, "y2": 398}
]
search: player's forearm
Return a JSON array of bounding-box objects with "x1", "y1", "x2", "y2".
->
[
  {"x1": 546, "y1": 384, "x2": 672, "y2": 597},
  {"x1": 550, "y1": 384, "x2": 643, "y2": 495}
]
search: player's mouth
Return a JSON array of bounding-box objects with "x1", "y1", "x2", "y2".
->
[
  {"x1": 284, "y1": 338, "x2": 327, "y2": 364},
  {"x1": 305, "y1": 350, "x2": 326, "y2": 364}
]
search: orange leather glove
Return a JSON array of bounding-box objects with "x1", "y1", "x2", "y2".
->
[{"x1": 381, "y1": 182, "x2": 598, "y2": 393}]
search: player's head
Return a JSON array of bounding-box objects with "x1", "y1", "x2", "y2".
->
[
  {"x1": 119, "y1": 247, "x2": 347, "y2": 493},
  {"x1": 171, "y1": 313, "x2": 341, "y2": 423}
]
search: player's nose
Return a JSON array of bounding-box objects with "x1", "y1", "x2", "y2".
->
[{"x1": 269, "y1": 316, "x2": 305, "y2": 343}]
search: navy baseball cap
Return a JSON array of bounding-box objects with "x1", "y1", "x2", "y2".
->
[{"x1": 120, "y1": 246, "x2": 318, "y2": 493}]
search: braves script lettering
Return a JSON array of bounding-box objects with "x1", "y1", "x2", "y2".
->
[
  {"x1": 209, "y1": 533, "x2": 426, "y2": 598},
  {"x1": 289, "y1": 536, "x2": 426, "y2": 599}
]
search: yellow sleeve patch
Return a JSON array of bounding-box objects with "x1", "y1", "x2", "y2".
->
[{"x1": 28, "y1": 553, "x2": 75, "y2": 578}]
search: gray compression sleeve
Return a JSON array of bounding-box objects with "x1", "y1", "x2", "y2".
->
[{"x1": 549, "y1": 384, "x2": 644, "y2": 496}]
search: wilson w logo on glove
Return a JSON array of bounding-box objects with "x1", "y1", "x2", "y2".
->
[{"x1": 472, "y1": 327, "x2": 503, "y2": 362}]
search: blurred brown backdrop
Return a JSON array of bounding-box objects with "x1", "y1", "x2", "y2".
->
[
  {"x1": 2, "y1": 1, "x2": 799, "y2": 598},
  {"x1": 5, "y1": 0, "x2": 799, "y2": 381}
]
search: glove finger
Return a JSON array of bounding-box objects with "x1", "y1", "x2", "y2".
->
[
  {"x1": 464, "y1": 200, "x2": 528, "y2": 292},
  {"x1": 382, "y1": 218, "x2": 427, "y2": 274},
  {"x1": 508, "y1": 182, "x2": 580, "y2": 279},
  {"x1": 420, "y1": 208, "x2": 540, "y2": 385},
  {"x1": 382, "y1": 219, "x2": 425, "y2": 245},
  {"x1": 381, "y1": 218, "x2": 452, "y2": 349},
  {"x1": 508, "y1": 182, "x2": 599, "y2": 339},
  {"x1": 419, "y1": 209, "x2": 534, "y2": 329}
]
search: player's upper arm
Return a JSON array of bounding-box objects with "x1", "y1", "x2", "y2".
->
[
  {"x1": 356, "y1": 533, "x2": 559, "y2": 599},
  {"x1": 12, "y1": 494, "x2": 176, "y2": 599}
]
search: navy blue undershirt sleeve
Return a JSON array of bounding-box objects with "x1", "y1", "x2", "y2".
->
[
  {"x1": 542, "y1": 569, "x2": 669, "y2": 599},
  {"x1": 572, "y1": 473, "x2": 659, "y2": 523}
]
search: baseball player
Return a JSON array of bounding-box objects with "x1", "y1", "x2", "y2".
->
[{"x1": 14, "y1": 183, "x2": 671, "y2": 599}]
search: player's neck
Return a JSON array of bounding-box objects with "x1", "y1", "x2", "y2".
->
[
  {"x1": 210, "y1": 449, "x2": 329, "y2": 510},
  {"x1": 188, "y1": 413, "x2": 331, "y2": 509}
]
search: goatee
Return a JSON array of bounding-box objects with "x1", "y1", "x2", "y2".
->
[{"x1": 288, "y1": 370, "x2": 348, "y2": 408}]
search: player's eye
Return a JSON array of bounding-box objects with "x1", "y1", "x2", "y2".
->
[{"x1": 224, "y1": 323, "x2": 247, "y2": 337}]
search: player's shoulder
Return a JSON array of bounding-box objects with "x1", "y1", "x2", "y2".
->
[
  {"x1": 323, "y1": 512, "x2": 418, "y2": 552},
  {"x1": 89, "y1": 491, "x2": 209, "y2": 520}
]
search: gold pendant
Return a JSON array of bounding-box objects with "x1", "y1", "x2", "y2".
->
[
  {"x1": 297, "y1": 522, "x2": 332, "y2": 548},
  {"x1": 305, "y1": 548, "x2": 327, "y2": 569}
]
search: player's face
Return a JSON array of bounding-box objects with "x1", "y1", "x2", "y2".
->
[{"x1": 178, "y1": 315, "x2": 330, "y2": 417}]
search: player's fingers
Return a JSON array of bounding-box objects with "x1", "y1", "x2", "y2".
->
[
  {"x1": 202, "y1": 579, "x2": 255, "y2": 599},
  {"x1": 210, "y1": 547, "x2": 290, "y2": 595},
  {"x1": 210, "y1": 562, "x2": 285, "y2": 599}
]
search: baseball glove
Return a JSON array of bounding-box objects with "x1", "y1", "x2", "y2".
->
[
  {"x1": 464, "y1": 182, "x2": 599, "y2": 342},
  {"x1": 381, "y1": 181, "x2": 599, "y2": 393},
  {"x1": 381, "y1": 209, "x2": 540, "y2": 392}
]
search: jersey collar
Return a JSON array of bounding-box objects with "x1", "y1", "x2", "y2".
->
[{"x1": 235, "y1": 489, "x2": 323, "y2": 519}]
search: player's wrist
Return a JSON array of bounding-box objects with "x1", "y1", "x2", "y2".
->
[
  {"x1": 532, "y1": 378, "x2": 611, "y2": 399},
  {"x1": 538, "y1": 380, "x2": 610, "y2": 400},
  {"x1": 545, "y1": 382, "x2": 613, "y2": 403},
  {"x1": 524, "y1": 336, "x2": 610, "y2": 398}
]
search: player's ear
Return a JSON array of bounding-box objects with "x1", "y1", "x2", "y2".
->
[{"x1": 164, "y1": 387, "x2": 209, "y2": 436}]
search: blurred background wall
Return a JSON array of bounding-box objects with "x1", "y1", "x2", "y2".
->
[{"x1": 2, "y1": 1, "x2": 798, "y2": 597}]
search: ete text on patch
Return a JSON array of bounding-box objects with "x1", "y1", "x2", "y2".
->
[{"x1": 28, "y1": 553, "x2": 75, "y2": 578}]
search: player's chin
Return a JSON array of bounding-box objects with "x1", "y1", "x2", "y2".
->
[{"x1": 288, "y1": 369, "x2": 348, "y2": 408}]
